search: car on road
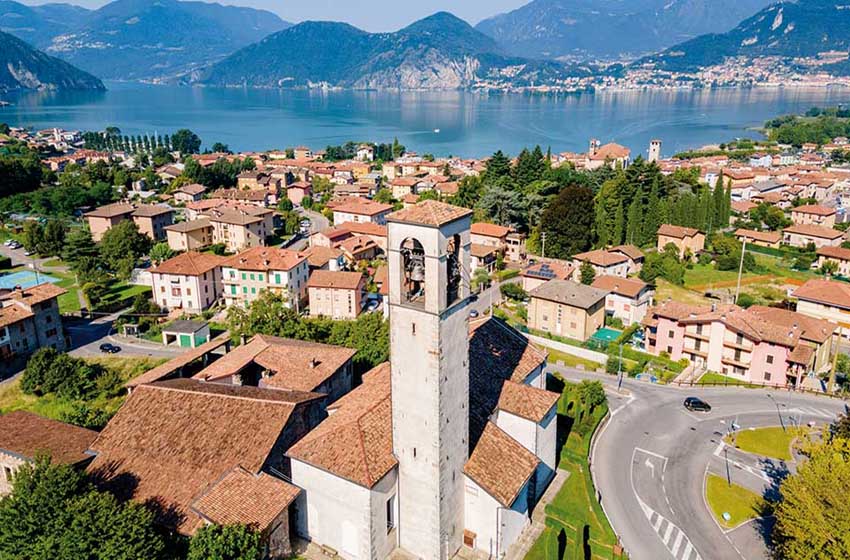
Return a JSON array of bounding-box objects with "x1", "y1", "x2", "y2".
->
[
  {"x1": 684, "y1": 397, "x2": 711, "y2": 412},
  {"x1": 99, "y1": 343, "x2": 122, "y2": 354},
  {"x1": 365, "y1": 299, "x2": 381, "y2": 312},
  {"x1": 469, "y1": 309, "x2": 479, "y2": 318},
  {"x1": 23, "y1": 250, "x2": 34, "y2": 257},
  {"x1": 8, "y1": 241, "x2": 21, "y2": 250}
]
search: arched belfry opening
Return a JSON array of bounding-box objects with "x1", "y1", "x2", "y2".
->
[
  {"x1": 446, "y1": 234, "x2": 461, "y2": 305},
  {"x1": 400, "y1": 237, "x2": 426, "y2": 306}
]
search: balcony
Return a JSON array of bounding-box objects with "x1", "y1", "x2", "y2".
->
[
  {"x1": 685, "y1": 348, "x2": 708, "y2": 358},
  {"x1": 723, "y1": 339, "x2": 752, "y2": 352},
  {"x1": 685, "y1": 332, "x2": 710, "y2": 342},
  {"x1": 721, "y1": 356, "x2": 750, "y2": 370}
]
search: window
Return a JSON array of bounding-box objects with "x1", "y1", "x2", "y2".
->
[
  {"x1": 275, "y1": 274, "x2": 281, "y2": 284},
  {"x1": 258, "y1": 274, "x2": 264, "y2": 282},
  {"x1": 231, "y1": 286, "x2": 237, "y2": 295},
  {"x1": 766, "y1": 355, "x2": 774, "y2": 364},
  {"x1": 696, "y1": 324, "x2": 703, "y2": 335},
  {"x1": 3, "y1": 466, "x2": 11, "y2": 481},
  {"x1": 765, "y1": 372, "x2": 772, "y2": 381},
  {"x1": 243, "y1": 287, "x2": 248, "y2": 294},
  {"x1": 668, "y1": 330, "x2": 675, "y2": 338},
  {"x1": 250, "y1": 274, "x2": 255, "y2": 281},
  {"x1": 736, "y1": 333, "x2": 744, "y2": 345},
  {"x1": 241, "y1": 273, "x2": 247, "y2": 280},
  {"x1": 667, "y1": 346, "x2": 673, "y2": 354},
  {"x1": 386, "y1": 495, "x2": 396, "y2": 532},
  {"x1": 45, "y1": 328, "x2": 57, "y2": 337}
]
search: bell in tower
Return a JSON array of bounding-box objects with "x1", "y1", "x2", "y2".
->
[{"x1": 401, "y1": 238, "x2": 426, "y2": 305}]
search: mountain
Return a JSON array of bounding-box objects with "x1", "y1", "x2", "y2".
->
[
  {"x1": 639, "y1": 0, "x2": 850, "y2": 72},
  {"x1": 0, "y1": 1, "x2": 90, "y2": 47},
  {"x1": 197, "y1": 12, "x2": 589, "y2": 90},
  {"x1": 0, "y1": 29, "x2": 104, "y2": 92},
  {"x1": 475, "y1": 0, "x2": 775, "y2": 61},
  {"x1": 31, "y1": 0, "x2": 292, "y2": 80}
]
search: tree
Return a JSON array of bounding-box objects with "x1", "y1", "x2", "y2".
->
[
  {"x1": 188, "y1": 524, "x2": 262, "y2": 560},
  {"x1": 22, "y1": 221, "x2": 44, "y2": 253},
  {"x1": 472, "y1": 268, "x2": 491, "y2": 292},
  {"x1": 579, "y1": 261, "x2": 596, "y2": 285},
  {"x1": 149, "y1": 242, "x2": 174, "y2": 265},
  {"x1": 578, "y1": 380, "x2": 606, "y2": 411},
  {"x1": 821, "y1": 259, "x2": 839, "y2": 275},
  {"x1": 514, "y1": 146, "x2": 545, "y2": 187},
  {"x1": 540, "y1": 184, "x2": 595, "y2": 258},
  {"x1": 832, "y1": 413, "x2": 850, "y2": 440},
  {"x1": 773, "y1": 437, "x2": 850, "y2": 558},
  {"x1": 483, "y1": 150, "x2": 511, "y2": 182},
  {"x1": 210, "y1": 142, "x2": 231, "y2": 154},
  {"x1": 38, "y1": 220, "x2": 67, "y2": 257},
  {"x1": 500, "y1": 283, "x2": 527, "y2": 301},
  {"x1": 450, "y1": 176, "x2": 483, "y2": 209},
  {"x1": 0, "y1": 458, "x2": 165, "y2": 560},
  {"x1": 171, "y1": 129, "x2": 202, "y2": 154},
  {"x1": 476, "y1": 184, "x2": 526, "y2": 228},
  {"x1": 99, "y1": 221, "x2": 152, "y2": 273}
]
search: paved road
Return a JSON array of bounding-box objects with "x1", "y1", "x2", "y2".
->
[
  {"x1": 65, "y1": 312, "x2": 187, "y2": 360},
  {"x1": 284, "y1": 208, "x2": 330, "y2": 251},
  {"x1": 554, "y1": 367, "x2": 848, "y2": 560}
]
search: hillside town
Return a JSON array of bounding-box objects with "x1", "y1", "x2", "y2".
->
[{"x1": 2, "y1": 118, "x2": 850, "y2": 560}]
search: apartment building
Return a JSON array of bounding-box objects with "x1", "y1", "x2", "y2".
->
[
  {"x1": 791, "y1": 205, "x2": 837, "y2": 228},
  {"x1": 84, "y1": 203, "x2": 135, "y2": 241},
  {"x1": 520, "y1": 260, "x2": 574, "y2": 293},
  {"x1": 643, "y1": 301, "x2": 836, "y2": 387},
  {"x1": 591, "y1": 275, "x2": 654, "y2": 326},
  {"x1": 203, "y1": 207, "x2": 274, "y2": 253},
  {"x1": 331, "y1": 199, "x2": 393, "y2": 226},
  {"x1": 527, "y1": 280, "x2": 608, "y2": 342},
  {"x1": 131, "y1": 204, "x2": 175, "y2": 241},
  {"x1": 657, "y1": 224, "x2": 705, "y2": 260},
  {"x1": 221, "y1": 247, "x2": 309, "y2": 309},
  {"x1": 0, "y1": 283, "x2": 67, "y2": 370},
  {"x1": 734, "y1": 228, "x2": 782, "y2": 248},
  {"x1": 85, "y1": 203, "x2": 174, "y2": 241},
  {"x1": 815, "y1": 246, "x2": 850, "y2": 277},
  {"x1": 782, "y1": 224, "x2": 844, "y2": 249},
  {"x1": 164, "y1": 218, "x2": 214, "y2": 252},
  {"x1": 306, "y1": 270, "x2": 367, "y2": 320},
  {"x1": 151, "y1": 251, "x2": 226, "y2": 313},
  {"x1": 793, "y1": 278, "x2": 850, "y2": 338}
]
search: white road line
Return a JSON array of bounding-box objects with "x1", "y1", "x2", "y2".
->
[
  {"x1": 671, "y1": 530, "x2": 684, "y2": 556},
  {"x1": 682, "y1": 541, "x2": 694, "y2": 560},
  {"x1": 635, "y1": 446, "x2": 669, "y2": 462},
  {"x1": 654, "y1": 515, "x2": 664, "y2": 532},
  {"x1": 662, "y1": 522, "x2": 675, "y2": 545}
]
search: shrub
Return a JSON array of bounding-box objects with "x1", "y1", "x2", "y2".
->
[{"x1": 500, "y1": 282, "x2": 528, "y2": 301}]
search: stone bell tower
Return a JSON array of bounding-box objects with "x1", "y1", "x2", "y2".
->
[{"x1": 386, "y1": 201, "x2": 472, "y2": 560}]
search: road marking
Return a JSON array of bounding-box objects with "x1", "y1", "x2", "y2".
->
[
  {"x1": 643, "y1": 505, "x2": 702, "y2": 560},
  {"x1": 712, "y1": 441, "x2": 770, "y2": 482},
  {"x1": 645, "y1": 458, "x2": 656, "y2": 478},
  {"x1": 671, "y1": 531, "x2": 684, "y2": 555},
  {"x1": 635, "y1": 447, "x2": 669, "y2": 462},
  {"x1": 663, "y1": 522, "x2": 674, "y2": 545},
  {"x1": 682, "y1": 541, "x2": 694, "y2": 560},
  {"x1": 654, "y1": 514, "x2": 664, "y2": 531}
]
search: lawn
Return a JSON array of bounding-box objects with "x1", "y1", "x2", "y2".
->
[
  {"x1": 545, "y1": 348, "x2": 604, "y2": 372},
  {"x1": 725, "y1": 426, "x2": 798, "y2": 461},
  {"x1": 95, "y1": 282, "x2": 152, "y2": 311},
  {"x1": 53, "y1": 270, "x2": 82, "y2": 314},
  {"x1": 655, "y1": 279, "x2": 712, "y2": 305},
  {"x1": 41, "y1": 258, "x2": 66, "y2": 268},
  {"x1": 705, "y1": 473, "x2": 770, "y2": 529},
  {"x1": 698, "y1": 372, "x2": 758, "y2": 387}
]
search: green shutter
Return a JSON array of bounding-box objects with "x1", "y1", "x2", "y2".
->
[
  {"x1": 231, "y1": 285, "x2": 236, "y2": 295},
  {"x1": 275, "y1": 274, "x2": 281, "y2": 284}
]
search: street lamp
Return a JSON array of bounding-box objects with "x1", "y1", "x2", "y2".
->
[{"x1": 767, "y1": 393, "x2": 785, "y2": 432}]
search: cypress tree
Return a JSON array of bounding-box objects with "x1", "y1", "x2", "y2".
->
[
  {"x1": 626, "y1": 196, "x2": 642, "y2": 246},
  {"x1": 613, "y1": 201, "x2": 625, "y2": 246}
]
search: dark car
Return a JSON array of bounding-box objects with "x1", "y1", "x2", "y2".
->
[
  {"x1": 99, "y1": 343, "x2": 121, "y2": 354},
  {"x1": 684, "y1": 397, "x2": 711, "y2": 412}
]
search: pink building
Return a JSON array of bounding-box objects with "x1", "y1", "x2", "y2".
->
[
  {"x1": 151, "y1": 252, "x2": 226, "y2": 313},
  {"x1": 643, "y1": 301, "x2": 836, "y2": 387}
]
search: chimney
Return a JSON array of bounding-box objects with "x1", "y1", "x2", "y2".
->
[{"x1": 310, "y1": 358, "x2": 319, "y2": 369}]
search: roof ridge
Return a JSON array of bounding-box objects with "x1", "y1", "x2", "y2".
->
[{"x1": 140, "y1": 383, "x2": 301, "y2": 406}]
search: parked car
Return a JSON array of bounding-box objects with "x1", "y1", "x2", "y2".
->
[
  {"x1": 365, "y1": 299, "x2": 380, "y2": 312},
  {"x1": 469, "y1": 309, "x2": 479, "y2": 318},
  {"x1": 99, "y1": 343, "x2": 122, "y2": 354},
  {"x1": 684, "y1": 397, "x2": 711, "y2": 412},
  {"x1": 23, "y1": 250, "x2": 34, "y2": 257}
]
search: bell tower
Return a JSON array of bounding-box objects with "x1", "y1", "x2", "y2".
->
[{"x1": 387, "y1": 201, "x2": 472, "y2": 560}]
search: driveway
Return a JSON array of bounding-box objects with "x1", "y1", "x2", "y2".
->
[
  {"x1": 553, "y1": 367, "x2": 847, "y2": 560},
  {"x1": 65, "y1": 312, "x2": 187, "y2": 360}
]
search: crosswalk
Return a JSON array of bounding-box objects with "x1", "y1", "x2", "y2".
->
[
  {"x1": 787, "y1": 405, "x2": 839, "y2": 420},
  {"x1": 638, "y1": 499, "x2": 702, "y2": 560}
]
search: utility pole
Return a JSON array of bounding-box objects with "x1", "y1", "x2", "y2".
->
[
  {"x1": 541, "y1": 231, "x2": 547, "y2": 259},
  {"x1": 617, "y1": 343, "x2": 624, "y2": 391},
  {"x1": 828, "y1": 337, "x2": 840, "y2": 394},
  {"x1": 734, "y1": 234, "x2": 747, "y2": 304}
]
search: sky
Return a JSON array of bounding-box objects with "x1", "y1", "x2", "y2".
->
[{"x1": 21, "y1": 0, "x2": 530, "y2": 30}]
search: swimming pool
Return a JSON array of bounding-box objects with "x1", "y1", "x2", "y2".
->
[{"x1": 0, "y1": 270, "x2": 60, "y2": 290}]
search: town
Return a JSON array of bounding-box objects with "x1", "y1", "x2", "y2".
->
[{"x1": 1, "y1": 117, "x2": 849, "y2": 560}]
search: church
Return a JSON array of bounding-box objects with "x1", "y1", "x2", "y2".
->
[{"x1": 287, "y1": 201, "x2": 560, "y2": 559}]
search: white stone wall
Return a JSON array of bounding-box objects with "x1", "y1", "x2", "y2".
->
[
  {"x1": 535, "y1": 408, "x2": 558, "y2": 499},
  {"x1": 292, "y1": 460, "x2": 396, "y2": 560},
  {"x1": 463, "y1": 476, "x2": 530, "y2": 557},
  {"x1": 0, "y1": 451, "x2": 26, "y2": 496}
]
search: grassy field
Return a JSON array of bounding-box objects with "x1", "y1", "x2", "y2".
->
[
  {"x1": 697, "y1": 372, "x2": 758, "y2": 387},
  {"x1": 546, "y1": 348, "x2": 604, "y2": 372},
  {"x1": 725, "y1": 426, "x2": 798, "y2": 461},
  {"x1": 705, "y1": 473, "x2": 770, "y2": 529},
  {"x1": 525, "y1": 379, "x2": 623, "y2": 560},
  {"x1": 0, "y1": 356, "x2": 165, "y2": 424},
  {"x1": 655, "y1": 279, "x2": 712, "y2": 305}
]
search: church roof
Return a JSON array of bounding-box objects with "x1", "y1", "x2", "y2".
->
[
  {"x1": 464, "y1": 422, "x2": 539, "y2": 507},
  {"x1": 387, "y1": 200, "x2": 472, "y2": 227}
]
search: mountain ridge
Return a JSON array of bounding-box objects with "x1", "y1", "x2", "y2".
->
[{"x1": 0, "y1": 29, "x2": 104, "y2": 92}]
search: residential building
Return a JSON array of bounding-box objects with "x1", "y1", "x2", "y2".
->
[
  {"x1": 794, "y1": 279, "x2": 850, "y2": 338},
  {"x1": 642, "y1": 301, "x2": 836, "y2": 387},
  {"x1": 791, "y1": 204, "x2": 837, "y2": 228},
  {"x1": 0, "y1": 283, "x2": 67, "y2": 370},
  {"x1": 193, "y1": 335, "x2": 356, "y2": 403},
  {"x1": 84, "y1": 202, "x2": 135, "y2": 241},
  {"x1": 505, "y1": 232, "x2": 527, "y2": 263},
  {"x1": 204, "y1": 207, "x2": 274, "y2": 253},
  {"x1": 585, "y1": 140, "x2": 631, "y2": 170},
  {"x1": 520, "y1": 260, "x2": 574, "y2": 293},
  {"x1": 591, "y1": 275, "x2": 654, "y2": 326},
  {"x1": 571, "y1": 249, "x2": 630, "y2": 279},
  {"x1": 471, "y1": 244, "x2": 498, "y2": 274},
  {"x1": 221, "y1": 247, "x2": 309, "y2": 309},
  {"x1": 151, "y1": 251, "x2": 226, "y2": 313},
  {"x1": 164, "y1": 218, "x2": 214, "y2": 252},
  {"x1": 782, "y1": 224, "x2": 844, "y2": 249},
  {"x1": 299, "y1": 246, "x2": 345, "y2": 272},
  {"x1": 86, "y1": 379, "x2": 326, "y2": 558},
  {"x1": 608, "y1": 245, "x2": 645, "y2": 274},
  {"x1": 307, "y1": 270, "x2": 367, "y2": 320},
  {"x1": 287, "y1": 201, "x2": 559, "y2": 560},
  {"x1": 470, "y1": 222, "x2": 510, "y2": 251},
  {"x1": 735, "y1": 228, "x2": 782, "y2": 248},
  {"x1": 816, "y1": 246, "x2": 850, "y2": 277},
  {"x1": 287, "y1": 182, "x2": 312, "y2": 206},
  {"x1": 332, "y1": 199, "x2": 393, "y2": 226},
  {"x1": 131, "y1": 204, "x2": 175, "y2": 241},
  {"x1": 527, "y1": 280, "x2": 608, "y2": 341},
  {"x1": 339, "y1": 235, "x2": 380, "y2": 264},
  {"x1": 172, "y1": 183, "x2": 206, "y2": 203},
  {"x1": 0, "y1": 411, "x2": 97, "y2": 495},
  {"x1": 657, "y1": 224, "x2": 705, "y2": 260}
]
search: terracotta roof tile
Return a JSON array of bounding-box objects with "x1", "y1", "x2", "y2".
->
[
  {"x1": 223, "y1": 246, "x2": 306, "y2": 272},
  {"x1": 287, "y1": 363, "x2": 395, "y2": 488},
  {"x1": 471, "y1": 222, "x2": 511, "y2": 238},
  {"x1": 816, "y1": 246, "x2": 850, "y2": 261},
  {"x1": 87, "y1": 379, "x2": 311, "y2": 535},
  {"x1": 792, "y1": 204, "x2": 836, "y2": 216},
  {"x1": 0, "y1": 283, "x2": 67, "y2": 306},
  {"x1": 573, "y1": 249, "x2": 629, "y2": 267},
  {"x1": 191, "y1": 466, "x2": 300, "y2": 530},
  {"x1": 735, "y1": 229, "x2": 782, "y2": 244},
  {"x1": 464, "y1": 422, "x2": 539, "y2": 507},
  {"x1": 132, "y1": 204, "x2": 174, "y2": 218},
  {"x1": 165, "y1": 218, "x2": 212, "y2": 233},
  {"x1": 609, "y1": 244, "x2": 644, "y2": 260},
  {"x1": 152, "y1": 251, "x2": 226, "y2": 276},
  {"x1": 307, "y1": 270, "x2": 365, "y2": 290},
  {"x1": 591, "y1": 275, "x2": 649, "y2": 299},
  {"x1": 299, "y1": 246, "x2": 344, "y2": 268},
  {"x1": 497, "y1": 380, "x2": 559, "y2": 423},
  {"x1": 0, "y1": 304, "x2": 34, "y2": 328},
  {"x1": 332, "y1": 199, "x2": 393, "y2": 217},
  {"x1": 0, "y1": 411, "x2": 97, "y2": 464},
  {"x1": 793, "y1": 279, "x2": 850, "y2": 310},
  {"x1": 783, "y1": 224, "x2": 844, "y2": 240},
  {"x1": 85, "y1": 202, "x2": 135, "y2": 218},
  {"x1": 658, "y1": 224, "x2": 701, "y2": 238},
  {"x1": 126, "y1": 333, "x2": 232, "y2": 388},
  {"x1": 387, "y1": 200, "x2": 472, "y2": 227}
]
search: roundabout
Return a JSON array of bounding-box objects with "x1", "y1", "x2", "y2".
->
[{"x1": 556, "y1": 366, "x2": 847, "y2": 560}]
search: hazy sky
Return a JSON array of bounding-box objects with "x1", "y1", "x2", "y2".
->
[{"x1": 21, "y1": 0, "x2": 530, "y2": 30}]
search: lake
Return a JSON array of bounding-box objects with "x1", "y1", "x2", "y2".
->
[{"x1": 3, "y1": 83, "x2": 850, "y2": 158}]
